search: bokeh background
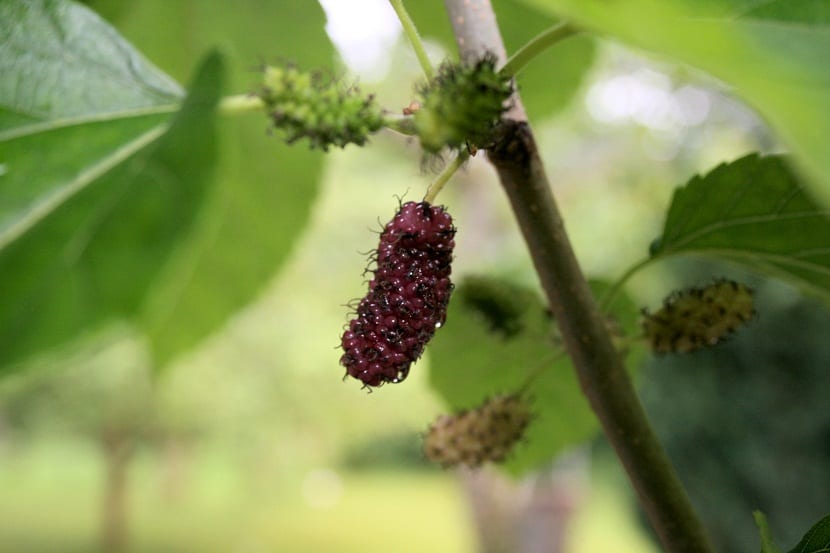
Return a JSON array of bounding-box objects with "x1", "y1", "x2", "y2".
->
[{"x1": 1, "y1": 1, "x2": 827, "y2": 552}]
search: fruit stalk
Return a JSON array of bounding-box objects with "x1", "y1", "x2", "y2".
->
[{"x1": 442, "y1": 1, "x2": 714, "y2": 552}]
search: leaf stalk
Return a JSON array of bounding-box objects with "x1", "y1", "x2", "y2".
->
[
  {"x1": 388, "y1": 0, "x2": 435, "y2": 80},
  {"x1": 424, "y1": 151, "x2": 470, "y2": 203},
  {"x1": 218, "y1": 94, "x2": 265, "y2": 114},
  {"x1": 500, "y1": 22, "x2": 580, "y2": 78}
]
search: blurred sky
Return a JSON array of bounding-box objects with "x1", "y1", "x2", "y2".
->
[{"x1": 319, "y1": 0, "x2": 400, "y2": 78}]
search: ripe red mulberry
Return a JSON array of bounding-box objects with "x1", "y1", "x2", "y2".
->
[{"x1": 340, "y1": 201, "x2": 455, "y2": 387}]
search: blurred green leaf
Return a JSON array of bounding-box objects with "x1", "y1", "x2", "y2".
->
[
  {"x1": 519, "y1": 0, "x2": 830, "y2": 205},
  {"x1": 787, "y1": 514, "x2": 830, "y2": 553},
  {"x1": 0, "y1": 48, "x2": 224, "y2": 371},
  {"x1": 428, "y1": 275, "x2": 639, "y2": 475},
  {"x1": 650, "y1": 154, "x2": 830, "y2": 301},
  {"x1": 110, "y1": 1, "x2": 334, "y2": 366},
  {"x1": 0, "y1": 0, "x2": 182, "y2": 134},
  {"x1": 0, "y1": 0, "x2": 183, "y2": 247},
  {"x1": 405, "y1": 0, "x2": 595, "y2": 122}
]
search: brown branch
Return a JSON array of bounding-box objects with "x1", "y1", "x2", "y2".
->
[{"x1": 441, "y1": 1, "x2": 715, "y2": 552}]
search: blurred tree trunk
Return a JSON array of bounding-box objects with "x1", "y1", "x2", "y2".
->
[
  {"x1": 460, "y1": 450, "x2": 589, "y2": 553},
  {"x1": 100, "y1": 428, "x2": 133, "y2": 553},
  {"x1": 161, "y1": 436, "x2": 191, "y2": 502}
]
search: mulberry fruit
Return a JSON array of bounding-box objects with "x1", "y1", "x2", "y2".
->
[
  {"x1": 414, "y1": 53, "x2": 513, "y2": 152},
  {"x1": 423, "y1": 394, "x2": 532, "y2": 468},
  {"x1": 340, "y1": 201, "x2": 455, "y2": 387},
  {"x1": 642, "y1": 279, "x2": 755, "y2": 354},
  {"x1": 258, "y1": 65, "x2": 384, "y2": 151}
]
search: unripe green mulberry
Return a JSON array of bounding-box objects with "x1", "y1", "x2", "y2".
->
[
  {"x1": 414, "y1": 54, "x2": 513, "y2": 152},
  {"x1": 423, "y1": 394, "x2": 531, "y2": 468},
  {"x1": 642, "y1": 279, "x2": 755, "y2": 354},
  {"x1": 258, "y1": 65, "x2": 384, "y2": 151}
]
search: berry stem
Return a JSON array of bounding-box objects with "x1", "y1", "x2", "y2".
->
[
  {"x1": 599, "y1": 255, "x2": 654, "y2": 313},
  {"x1": 517, "y1": 351, "x2": 566, "y2": 396},
  {"x1": 424, "y1": 151, "x2": 470, "y2": 203},
  {"x1": 383, "y1": 114, "x2": 418, "y2": 136},
  {"x1": 443, "y1": 2, "x2": 714, "y2": 552},
  {"x1": 499, "y1": 22, "x2": 580, "y2": 78},
  {"x1": 388, "y1": 0, "x2": 435, "y2": 80},
  {"x1": 218, "y1": 93, "x2": 265, "y2": 114},
  {"x1": 754, "y1": 511, "x2": 782, "y2": 553}
]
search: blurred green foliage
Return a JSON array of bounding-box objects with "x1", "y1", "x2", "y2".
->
[
  {"x1": 0, "y1": 43, "x2": 222, "y2": 371},
  {"x1": 429, "y1": 276, "x2": 642, "y2": 475},
  {"x1": 2, "y1": 0, "x2": 830, "y2": 552},
  {"x1": 0, "y1": 0, "x2": 335, "y2": 372},
  {"x1": 522, "y1": 0, "x2": 830, "y2": 205},
  {"x1": 0, "y1": 442, "x2": 473, "y2": 553},
  {"x1": 640, "y1": 270, "x2": 830, "y2": 553},
  {"x1": 340, "y1": 431, "x2": 433, "y2": 471}
]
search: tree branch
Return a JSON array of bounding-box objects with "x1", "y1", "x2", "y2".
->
[{"x1": 442, "y1": 1, "x2": 714, "y2": 552}]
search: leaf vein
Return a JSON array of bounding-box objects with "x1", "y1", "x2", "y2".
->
[
  {"x1": 0, "y1": 124, "x2": 169, "y2": 252},
  {"x1": 663, "y1": 210, "x2": 830, "y2": 251}
]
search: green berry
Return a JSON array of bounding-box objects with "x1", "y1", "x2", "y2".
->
[
  {"x1": 414, "y1": 53, "x2": 513, "y2": 152},
  {"x1": 642, "y1": 279, "x2": 755, "y2": 354},
  {"x1": 423, "y1": 394, "x2": 531, "y2": 468},
  {"x1": 258, "y1": 65, "x2": 384, "y2": 151}
]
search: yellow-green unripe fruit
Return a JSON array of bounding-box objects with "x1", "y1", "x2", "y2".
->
[
  {"x1": 423, "y1": 394, "x2": 531, "y2": 468},
  {"x1": 258, "y1": 65, "x2": 384, "y2": 151},
  {"x1": 643, "y1": 279, "x2": 755, "y2": 354}
]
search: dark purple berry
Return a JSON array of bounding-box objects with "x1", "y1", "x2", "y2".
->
[{"x1": 340, "y1": 201, "x2": 455, "y2": 387}]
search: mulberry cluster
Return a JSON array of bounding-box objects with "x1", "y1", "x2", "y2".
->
[
  {"x1": 423, "y1": 394, "x2": 532, "y2": 468},
  {"x1": 340, "y1": 201, "x2": 455, "y2": 387},
  {"x1": 642, "y1": 279, "x2": 755, "y2": 354},
  {"x1": 414, "y1": 53, "x2": 513, "y2": 152},
  {"x1": 258, "y1": 65, "x2": 384, "y2": 151}
]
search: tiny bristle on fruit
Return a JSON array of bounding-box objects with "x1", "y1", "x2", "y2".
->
[
  {"x1": 340, "y1": 201, "x2": 455, "y2": 387},
  {"x1": 642, "y1": 279, "x2": 755, "y2": 354},
  {"x1": 423, "y1": 394, "x2": 532, "y2": 468}
]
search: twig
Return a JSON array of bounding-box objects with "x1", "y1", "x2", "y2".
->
[{"x1": 442, "y1": 1, "x2": 714, "y2": 552}]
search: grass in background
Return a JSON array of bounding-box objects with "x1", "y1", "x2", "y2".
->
[
  {"x1": 0, "y1": 439, "x2": 473, "y2": 553},
  {"x1": 0, "y1": 438, "x2": 659, "y2": 553}
]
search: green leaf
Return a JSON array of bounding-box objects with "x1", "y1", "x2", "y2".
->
[
  {"x1": 755, "y1": 511, "x2": 783, "y2": 553},
  {"x1": 110, "y1": 0, "x2": 334, "y2": 366},
  {"x1": 650, "y1": 154, "x2": 830, "y2": 301},
  {"x1": 0, "y1": 48, "x2": 224, "y2": 371},
  {"x1": 519, "y1": 0, "x2": 830, "y2": 205},
  {"x1": 405, "y1": 0, "x2": 595, "y2": 122},
  {"x1": 0, "y1": 0, "x2": 182, "y2": 134},
  {"x1": 787, "y1": 514, "x2": 830, "y2": 553},
  {"x1": 0, "y1": 0, "x2": 184, "y2": 247},
  {"x1": 428, "y1": 275, "x2": 639, "y2": 475}
]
